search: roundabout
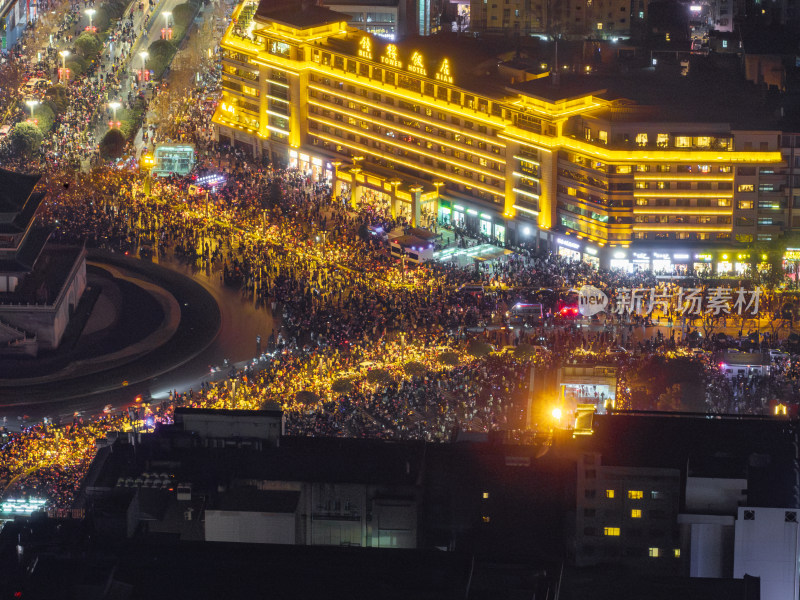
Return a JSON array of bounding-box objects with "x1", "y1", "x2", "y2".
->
[{"x1": 0, "y1": 249, "x2": 222, "y2": 410}]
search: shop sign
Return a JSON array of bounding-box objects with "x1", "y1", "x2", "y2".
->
[
  {"x1": 695, "y1": 253, "x2": 712, "y2": 261},
  {"x1": 558, "y1": 238, "x2": 580, "y2": 250},
  {"x1": 785, "y1": 248, "x2": 800, "y2": 260}
]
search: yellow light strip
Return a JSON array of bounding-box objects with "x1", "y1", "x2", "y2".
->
[
  {"x1": 513, "y1": 204, "x2": 539, "y2": 215},
  {"x1": 498, "y1": 133, "x2": 554, "y2": 153},
  {"x1": 266, "y1": 124, "x2": 290, "y2": 135},
  {"x1": 559, "y1": 137, "x2": 783, "y2": 163},
  {"x1": 265, "y1": 94, "x2": 289, "y2": 104},
  {"x1": 512, "y1": 171, "x2": 539, "y2": 179},
  {"x1": 513, "y1": 188, "x2": 540, "y2": 199},
  {"x1": 632, "y1": 208, "x2": 732, "y2": 215},
  {"x1": 633, "y1": 191, "x2": 734, "y2": 198},
  {"x1": 265, "y1": 79, "x2": 289, "y2": 88},
  {"x1": 513, "y1": 155, "x2": 540, "y2": 165},
  {"x1": 248, "y1": 58, "x2": 299, "y2": 76},
  {"x1": 307, "y1": 84, "x2": 505, "y2": 147},
  {"x1": 633, "y1": 225, "x2": 730, "y2": 232},
  {"x1": 633, "y1": 175, "x2": 734, "y2": 181},
  {"x1": 313, "y1": 132, "x2": 502, "y2": 196},
  {"x1": 306, "y1": 99, "x2": 505, "y2": 164},
  {"x1": 308, "y1": 115, "x2": 502, "y2": 180}
]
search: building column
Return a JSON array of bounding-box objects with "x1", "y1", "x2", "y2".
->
[{"x1": 410, "y1": 187, "x2": 422, "y2": 228}]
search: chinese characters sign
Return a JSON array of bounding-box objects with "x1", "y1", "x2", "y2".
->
[
  {"x1": 611, "y1": 287, "x2": 762, "y2": 316},
  {"x1": 576, "y1": 285, "x2": 763, "y2": 317}
]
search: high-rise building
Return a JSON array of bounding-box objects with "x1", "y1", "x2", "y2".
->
[{"x1": 213, "y1": 0, "x2": 785, "y2": 270}]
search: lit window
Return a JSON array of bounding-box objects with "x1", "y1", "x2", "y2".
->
[
  {"x1": 738, "y1": 184, "x2": 754, "y2": 192},
  {"x1": 482, "y1": 516, "x2": 490, "y2": 523},
  {"x1": 568, "y1": 187, "x2": 577, "y2": 196},
  {"x1": 638, "y1": 10, "x2": 644, "y2": 18},
  {"x1": 718, "y1": 199, "x2": 731, "y2": 207},
  {"x1": 635, "y1": 181, "x2": 648, "y2": 189},
  {"x1": 604, "y1": 527, "x2": 620, "y2": 536},
  {"x1": 606, "y1": 489, "x2": 615, "y2": 498},
  {"x1": 656, "y1": 133, "x2": 669, "y2": 147},
  {"x1": 636, "y1": 198, "x2": 648, "y2": 206},
  {"x1": 636, "y1": 133, "x2": 648, "y2": 146},
  {"x1": 665, "y1": 33, "x2": 670, "y2": 41},
  {"x1": 698, "y1": 164, "x2": 710, "y2": 172},
  {"x1": 674, "y1": 549, "x2": 681, "y2": 558},
  {"x1": 482, "y1": 492, "x2": 489, "y2": 499},
  {"x1": 628, "y1": 490, "x2": 643, "y2": 499},
  {"x1": 599, "y1": 130, "x2": 608, "y2": 144},
  {"x1": 719, "y1": 165, "x2": 732, "y2": 172},
  {"x1": 597, "y1": 22, "x2": 603, "y2": 29},
  {"x1": 696, "y1": 138, "x2": 711, "y2": 148},
  {"x1": 675, "y1": 136, "x2": 691, "y2": 148},
  {"x1": 649, "y1": 547, "x2": 660, "y2": 557},
  {"x1": 738, "y1": 201, "x2": 753, "y2": 209},
  {"x1": 631, "y1": 509, "x2": 642, "y2": 518},
  {"x1": 657, "y1": 181, "x2": 666, "y2": 189},
  {"x1": 616, "y1": 165, "x2": 631, "y2": 174},
  {"x1": 722, "y1": 40, "x2": 728, "y2": 48}
]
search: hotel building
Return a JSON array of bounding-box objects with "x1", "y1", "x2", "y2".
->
[{"x1": 213, "y1": 0, "x2": 785, "y2": 272}]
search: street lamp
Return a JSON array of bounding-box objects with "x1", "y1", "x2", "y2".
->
[
  {"x1": 108, "y1": 101, "x2": 121, "y2": 121},
  {"x1": 25, "y1": 99, "x2": 39, "y2": 122},
  {"x1": 139, "y1": 51, "x2": 148, "y2": 84},
  {"x1": 163, "y1": 11, "x2": 171, "y2": 27},
  {"x1": 85, "y1": 8, "x2": 95, "y2": 29},
  {"x1": 59, "y1": 50, "x2": 69, "y2": 81}
]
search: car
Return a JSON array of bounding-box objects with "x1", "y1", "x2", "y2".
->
[{"x1": 769, "y1": 349, "x2": 790, "y2": 361}]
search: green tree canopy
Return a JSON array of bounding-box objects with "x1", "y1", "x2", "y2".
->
[
  {"x1": 99, "y1": 128, "x2": 126, "y2": 159},
  {"x1": 45, "y1": 84, "x2": 69, "y2": 114},
  {"x1": 9, "y1": 122, "x2": 43, "y2": 157},
  {"x1": 74, "y1": 31, "x2": 103, "y2": 59}
]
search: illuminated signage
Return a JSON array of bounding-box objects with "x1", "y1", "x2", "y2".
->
[
  {"x1": 558, "y1": 238, "x2": 580, "y2": 250},
  {"x1": 653, "y1": 252, "x2": 670, "y2": 259},
  {"x1": 613, "y1": 251, "x2": 626, "y2": 259},
  {"x1": 435, "y1": 58, "x2": 453, "y2": 84},
  {"x1": 633, "y1": 253, "x2": 649, "y2": 260},
  {"x1": 786, "y1": 250, "x2": 800, "y2": 260},
  {"x1": 585, "y1": 247, "x2": 598, "y2": 255},
  {"x1": 673, "y1": 253, "x2": 690, "y2": 260},
  {"x1": 358, "y1": 36, "x2": 372, "y2": 60},
  {"x1": 381, "y1": 44, "x2": 402, "y2": 68},
  {"x1": 695, "y1": 253, "x2": 712, "y2": 261},
  {"x1": 408, "y1": 51, "x2": 427, "y2": 76}
]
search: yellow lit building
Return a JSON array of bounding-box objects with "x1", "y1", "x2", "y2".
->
[{"x1": 214, "y1": 0, "x2": 784, "y2": 270}]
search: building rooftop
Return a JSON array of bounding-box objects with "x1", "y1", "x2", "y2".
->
[
  {"x1": 0, "y1": 168, "x2": 40, "y2": 214},
  {"x1": 255, "y1": 0, "x2": 346, "y2": 28},
  {"x1": 0, "y1": 243, "x2": 81, "y2": 303},
  {"x1": 214, "y1": 488, "x2": 301, "y2": 513}
]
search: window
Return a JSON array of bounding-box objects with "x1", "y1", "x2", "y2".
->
[
  {"x1": 696, "y1": 138, "x2": 711, "y2": 148},
  {"x1": 636, "y1": 133, "x2": 648, "y2": 146},
  {"x1": 719, "y1": 165, "x2": 732, "y2": 173},
  {"x1": 674, "y1": 549, "x2": 681, "y2": 558},
  {"x1": 628, "y1": 490, "x2": 643, "y2": 499},
  {"x1": 650, "y1": 491, "x2": 665, "y2": 500},
  {"x1": 482, "y1": 516, "x2": 490, "y2": 523},
  {"x1": 616, "y1": 165, "x2": 632, "y2": 174},
  {"x1": 636, "y1": 198, "x2": 648, "y2": 206},
  {"x1": 738, "y1": 200, "x2": 753, "y2": 209},
  {"x1": 606, "y1": 489, "x2": 615, "y2": 498},
  {"x1": 604, "y1": 527, "x2": 620, "y2": 536},
  {"x1": 635, "y1": 181, "x2": 648, "y2": 189},
  {"x1": 656, "y1": 134, "x2": 669, "y2": 147},
  {"x1": 738, "y1": 184, "x2": 754, "y2": 192},
  {"x1": 482, "y1": 492, "x2": 489, "y2": 499},
  {"x1": 718, "y1": 199, "x2": 731, "y2": 207},
  {"x1": 675, "y1": 136, "x2": 691, "y2": 148},
  {"x1": 649, "y1": 547, "x2": 660, "y2": 557},
  {"x1": 722, "y1": 40, "x2": 728, "y2": 48},
  {"x1": 631, "y1": 509, "x2": 642, "y2": 518},
  {"x1": 599, "y1": 130, "x2": 608, "y2": 144}
]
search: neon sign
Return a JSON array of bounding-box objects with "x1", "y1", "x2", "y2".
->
[
  {"x1": 381, "y1": 44, "x2": 402, "y2": 68},
  {"x1": 408, "y1": 51, "x2": 427, "y2": 76},
  {"x1": 435, "y1": 58, "x2": 453, "y2": 84},
  {"x1": 358, "y1": 36, "x2": 372, "y2": 60}
]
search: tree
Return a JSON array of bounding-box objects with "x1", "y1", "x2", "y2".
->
[
  {"x1": 171, "y1": 2, "x2": 198, "y2": 42},
  {"x1": 74, "y1": 31, "x2": 103, "y2": 59},
  {"x1": 9, "y1": 122, "x2": 43, "y2": 157},
  {"x1": 32, "y1": 103, "x2": 55, "y2": 135},
  {"x1": 65, "y1": 56, "x2": 88, "y2": 78},
  {"x1": 99, "y1": 128, "x2": 126, "y2": 159},
  {"x1": 655, "y1": 384, "x2": 682, "y2": 411},
  {"x1": 147, "y1": 39, "x2": 178, "y2": 80}
]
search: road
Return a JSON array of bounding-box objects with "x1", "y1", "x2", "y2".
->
[{"x1": 0, "y1": 253, "x2": 275, "y2": 428}]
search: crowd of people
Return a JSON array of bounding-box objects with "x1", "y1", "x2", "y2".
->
[{"x1": 1, "y1": 0, "x2": 800, "y2": 515}]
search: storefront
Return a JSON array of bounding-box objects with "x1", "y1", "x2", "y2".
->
[
  {"x1": 452, "y1": 204, "x2": 466, "y2": 227},
  {"x1": 583, "y1": 246, "x2": 600, "y2": 268},
  {"x1": 557, "y1": 238, "x2": 581, "y2": 261},
  {"x1": 652, "y1": 252, "x2": 671, "y2": 274},
  {"x1": 672, "y1": 253, "x2": 691, "y2": 275},
  {"x1": 479, "y1": 213, "x2": 493, "y2": 237},
  {"x1": 289, "y1": 149, "x2": 334, "y2": 182},
  {"x1": 784, "y1": 248, "x2": 800, "y2": 282},
  {"x1": 717, "y1": 253, "x2": 733, "y2": 275},
  {"x1": 438, "y1": 199, "x2": 452, "y2": 226},
  {"x1": 693, "y1": 253, "x2": 713, "y2": 275},
  {"x1": 734, "y1": 253, "x2": 750, "y2": 275},
  {"x1": 632, "y1": 252, "x2": 650, "y2": 272},
  {"x1": 610, "y1": 250, "x2": 633, "y2": 272}
]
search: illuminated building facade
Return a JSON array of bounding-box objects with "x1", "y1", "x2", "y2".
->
[{"x1": 214, "y1": 0, "x2": 784, "y2": 270}]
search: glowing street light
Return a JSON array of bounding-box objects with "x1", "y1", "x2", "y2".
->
[
  {"x1": 25, "y1": 99, "x2": 39, "y2": 121},
  {"x1": 551, "y1": 407, "x2": 562, "y2": 421},
  {"x1": 163, "y1": 11, "x2": 171, "y2": 27},
  {"x1": 108, "y1": 101, "x2": 121, "y2": 121},
  {"x1": 59, "y1": 50, "x2": 69, "y2": 81},
  {"x1": 139, "y1": 51, "x2": 148, "y2": 83},
  {"x1": 85, "y1": 8, "x2": 95, "y2": 28}
]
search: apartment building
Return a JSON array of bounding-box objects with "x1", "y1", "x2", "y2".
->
[{"x1": 213, "y1": 0, "x2": 784, "y2": 270}]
